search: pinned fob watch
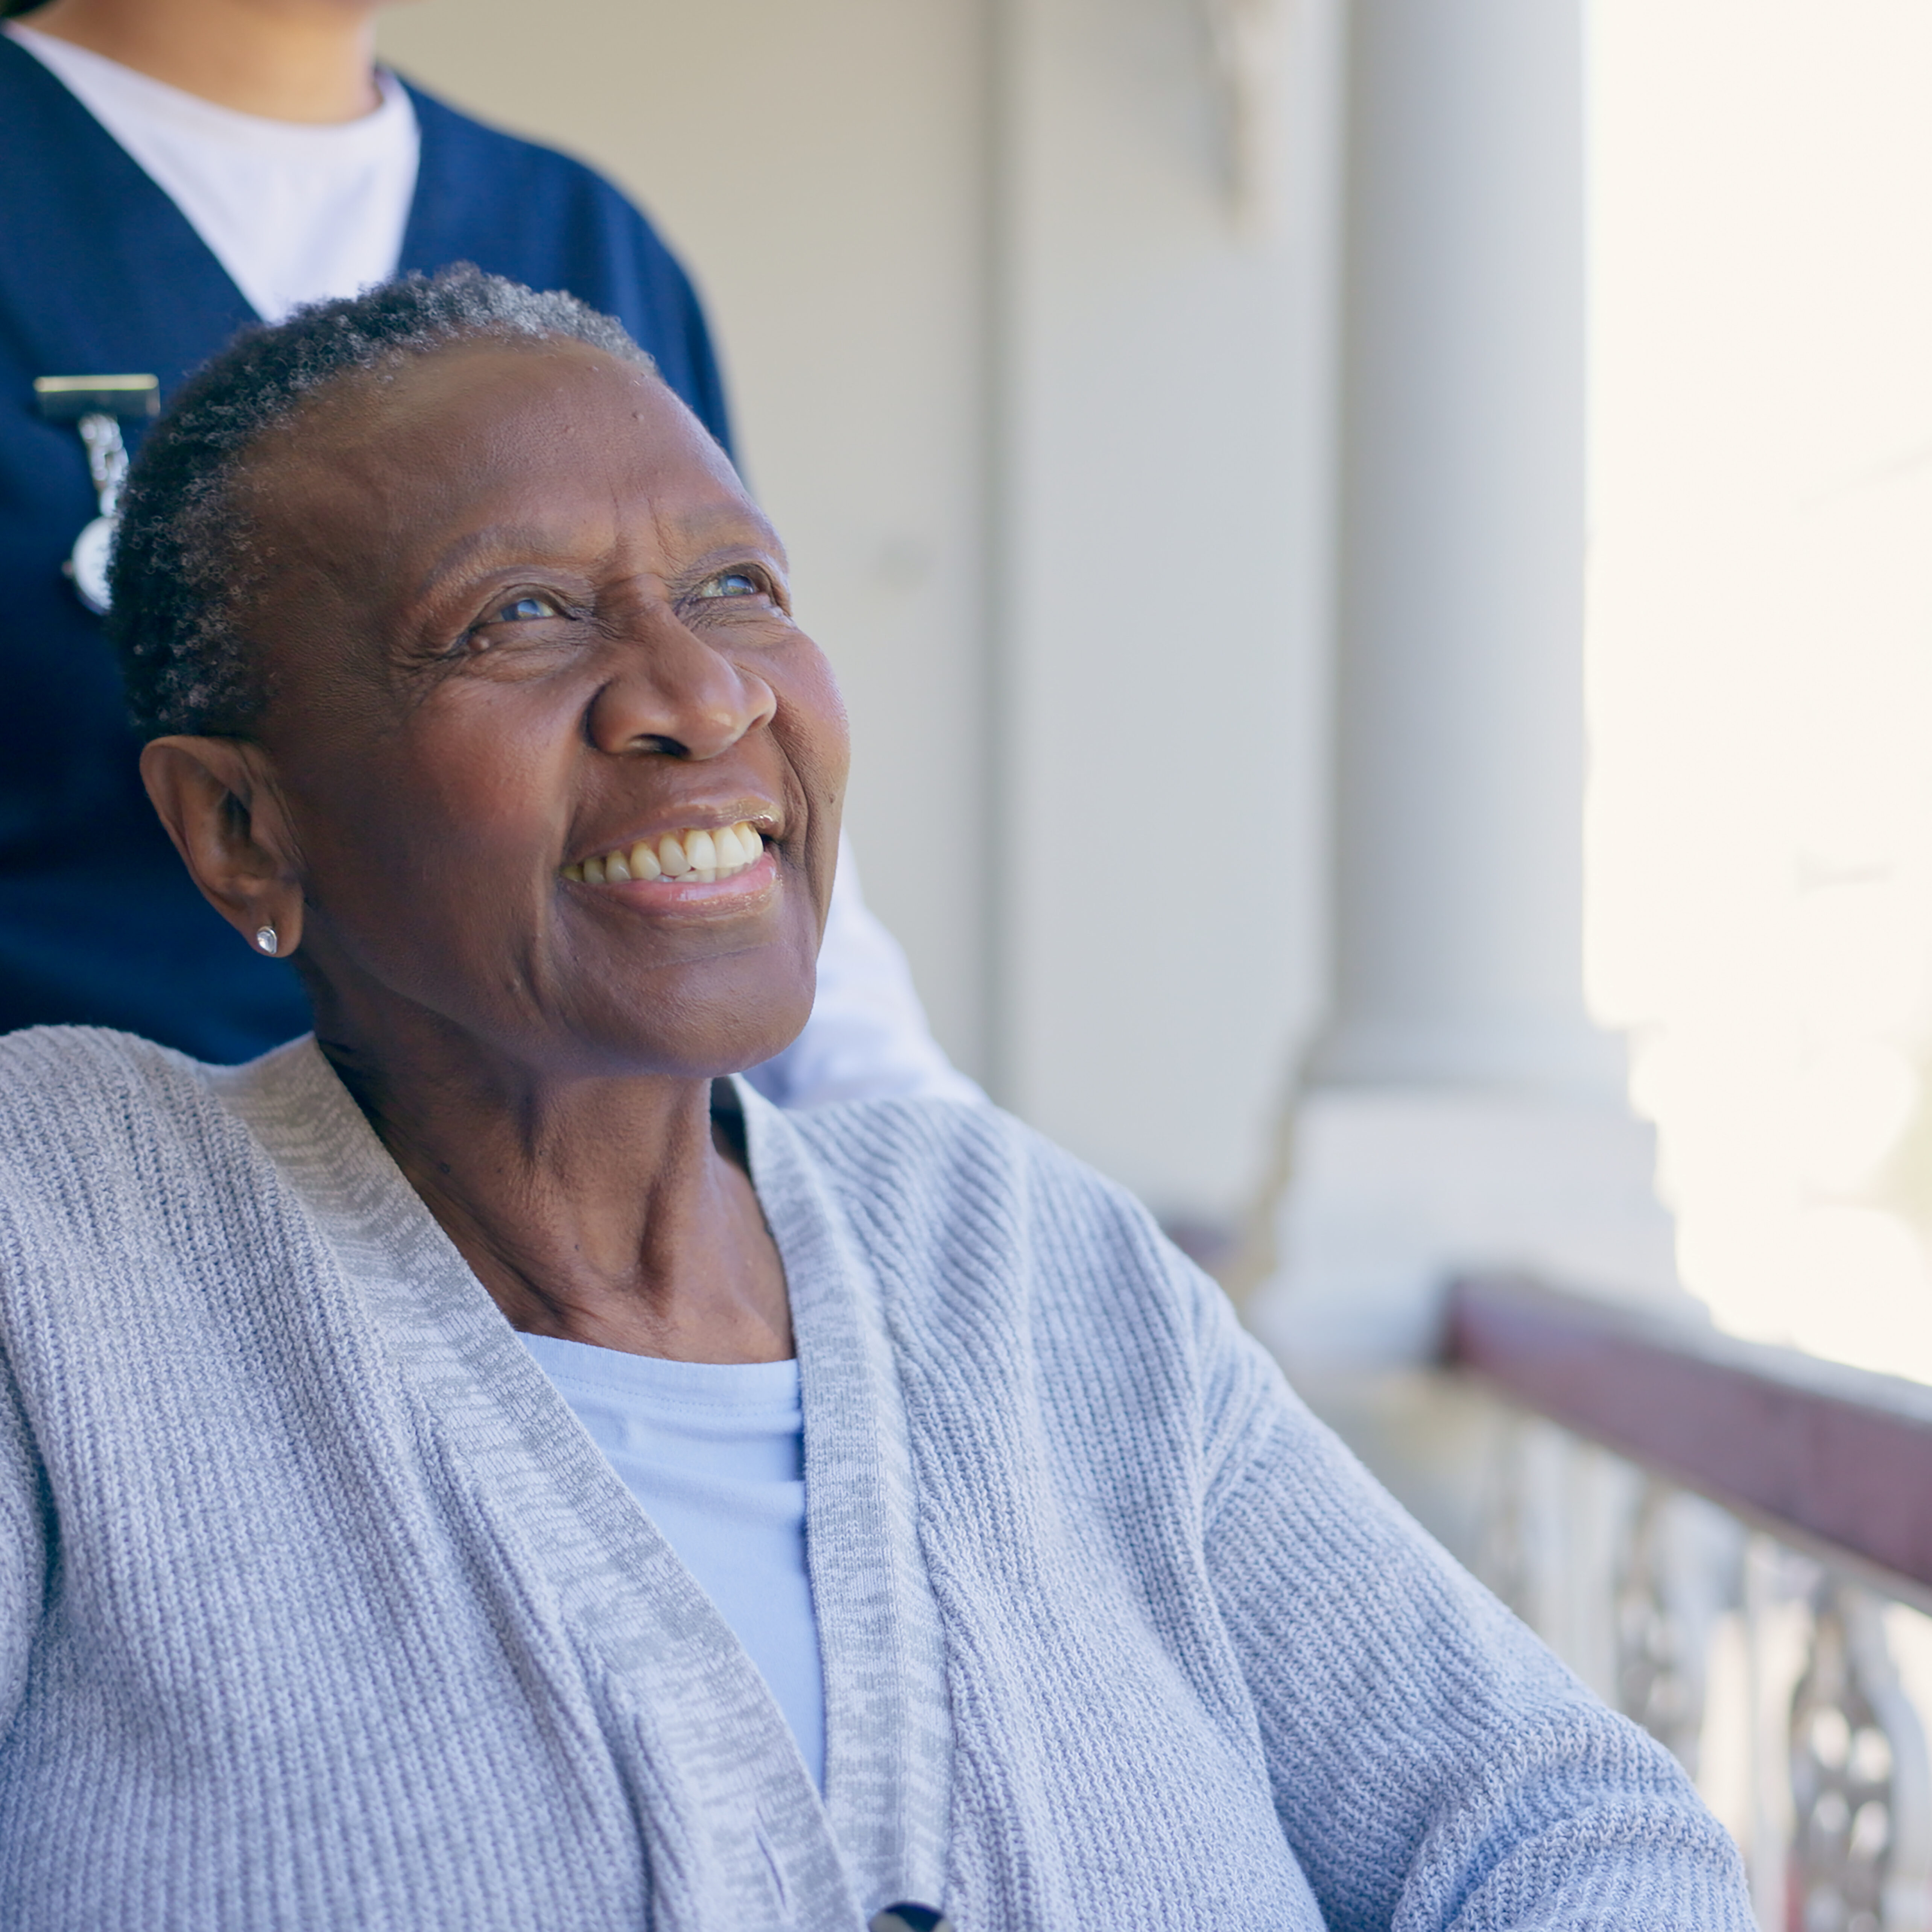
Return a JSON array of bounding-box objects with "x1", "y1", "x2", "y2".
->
[{"x1": 35, "y1": 374, "x2": 161, "y2": 615}]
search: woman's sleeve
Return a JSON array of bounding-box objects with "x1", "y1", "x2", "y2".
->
[
  {"x1": 1193, "y1": 1286, "x2": 1752, "y2": 1932},
  {"x1": 0, "y1": 1344, "x2": 46, "y2": 1733}
]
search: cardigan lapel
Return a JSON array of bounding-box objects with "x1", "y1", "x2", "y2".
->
[
  {"x1": 210, "y1": 1041, "x2": 868, "y2": 1932},
  {"x1": 738, "y1": 1084, "x2": 958, "y2": 1914},
  {"x1": 392, "y1": 81, "x2": 483, "y2": 280}
]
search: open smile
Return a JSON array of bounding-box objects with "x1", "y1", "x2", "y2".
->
[{"x1": 562, "y1": 820, "x2": 771, "y2": 888}]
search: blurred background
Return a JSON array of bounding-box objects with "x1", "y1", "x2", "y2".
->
[{"x1": 380, "y1": 1, "x2": 1932, "y2": 1919}]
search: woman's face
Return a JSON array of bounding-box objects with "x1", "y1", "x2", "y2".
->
[{"x1": 234, "y1": 338, "x2": 847, "y2": 1080}]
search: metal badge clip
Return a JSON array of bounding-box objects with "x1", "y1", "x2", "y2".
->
[{"x1": 35, "y1": 375, "x2": 161, "y2": 615}]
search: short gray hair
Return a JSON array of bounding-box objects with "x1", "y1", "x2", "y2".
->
[{"x1": 107, "y1": 263, "x2": 657, "y2": 738}]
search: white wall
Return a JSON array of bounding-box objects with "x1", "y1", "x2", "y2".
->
[
  {"x1": 378, "y1": 0, "x2": 1336, "y2": 1225},
  {"x1": 993, "y1": 0, "x2": 1339, "y2": 1217}
]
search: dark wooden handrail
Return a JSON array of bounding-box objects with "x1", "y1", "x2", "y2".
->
[{"x1": 1446, "y1": 1272, "x2": 1932, "y2": 1599}]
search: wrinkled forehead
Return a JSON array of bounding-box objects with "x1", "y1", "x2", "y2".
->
[{"x1": 234, "y1": 337, "x2": 760, "y2": 597}]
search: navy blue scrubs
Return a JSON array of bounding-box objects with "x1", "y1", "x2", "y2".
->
[{"x1": 0, "y1": 37, "x2": 733, "y2": 1060}]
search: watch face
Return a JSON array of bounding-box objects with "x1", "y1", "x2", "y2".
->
[{"x1": 68, "y1": 515, "x2": 115, "y2": 616}]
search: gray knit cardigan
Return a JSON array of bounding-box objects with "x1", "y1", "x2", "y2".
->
[{"x1": 0, "y1": 1027, "x2": 1748, "y2": 1930}]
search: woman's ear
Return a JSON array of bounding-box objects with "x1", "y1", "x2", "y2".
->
[{"x1": 140, "y1": 738, "x2": 305, "y2": 959}]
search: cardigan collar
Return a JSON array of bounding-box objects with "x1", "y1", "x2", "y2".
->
[{"x1": 208, "y1": 1037, "x2": 954, "y2": 1926}]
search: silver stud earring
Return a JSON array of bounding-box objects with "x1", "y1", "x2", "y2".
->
[{"x1": 255, "y1": 926, "x2": 278, "y2": 956}]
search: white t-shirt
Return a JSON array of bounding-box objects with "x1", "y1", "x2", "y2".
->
[
  {"x1": 10, "y1": 23, "x2": 983, "y2": 1113},
  {"x1": 8, "y1": 21, "x2": 418, "y2": 323}
]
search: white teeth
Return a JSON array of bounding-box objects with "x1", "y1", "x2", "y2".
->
[{"x1": 565, "y1": 821, "x2": 766, "y2": 888}]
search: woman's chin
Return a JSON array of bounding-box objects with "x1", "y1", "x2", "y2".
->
[{"x1": 561, "y1": 978, "x2": 816, "y2": 1082}]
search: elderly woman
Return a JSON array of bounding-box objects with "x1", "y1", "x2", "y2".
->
[{"x1": 0, "y1": 268, "x2": 1747, "y2": 1931}]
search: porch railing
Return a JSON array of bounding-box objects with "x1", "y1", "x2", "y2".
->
[{"x1": 1445, "y1": 1273, "x2": 1932, "y2": 1932}]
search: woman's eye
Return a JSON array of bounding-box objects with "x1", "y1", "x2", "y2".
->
[
  {"x1": 693, "y1": 570, "x2": 763, "y2": 600},
  {"x1": 493, "y1": 594, "x2": 561, "y2": 623}
]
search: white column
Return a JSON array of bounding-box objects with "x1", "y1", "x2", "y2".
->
[
  {"x1": 1249, "y1": 0, "x2": 1679, "y2": 1395},
  {"x1": 1316, "y1": 0, "x2": 1616, "y2": 1098}
]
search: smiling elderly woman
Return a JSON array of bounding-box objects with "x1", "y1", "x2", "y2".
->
[{"x1": 0, "y1": 268, "x2": 1748, "y2": 1932}]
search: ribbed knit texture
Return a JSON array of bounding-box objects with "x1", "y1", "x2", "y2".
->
[{"x1": 0, "y1": 1028, "x2": 1751, "y2": 1930}]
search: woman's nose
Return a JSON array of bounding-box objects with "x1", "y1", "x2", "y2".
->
[{"x1": 584, "y1": 614, "x2": 778, "y2": 762}]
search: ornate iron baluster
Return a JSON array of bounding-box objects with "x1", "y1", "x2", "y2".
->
[
  {"x1": 1788, "y1": 1580, "x2": 1932, "y2": 1932},
  {"x1": 1614, "y1": 1476, "x2": 1706, "y2": 1774},
  {"x1": 1475, "y1": 1411, "x2": 1535, "y2": 1626}
]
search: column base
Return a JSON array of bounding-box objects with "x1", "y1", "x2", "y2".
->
[
  {"x1": 1243, "y1": 1083, "x2": 1693, "y2": 1606},
  {"x1": 1246, "y1": 1084, "x2": 1684, "y2": 1374}
]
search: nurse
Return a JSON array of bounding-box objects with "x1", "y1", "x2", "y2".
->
[{"x1": 0, "y1": 0, "x2": 976, "y2": 1106}]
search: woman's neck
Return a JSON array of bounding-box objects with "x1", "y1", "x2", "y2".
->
[
  {"x1": 319, "y1": 1022, "x2": 795, "y2": 1366},
  {"x1": 19, "y1": 0, "x2": 382, "y2": 122}
]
